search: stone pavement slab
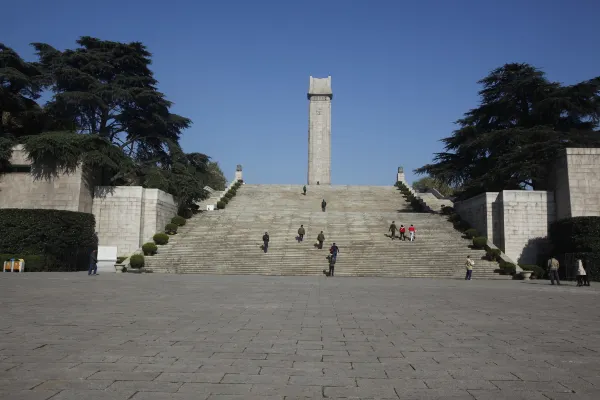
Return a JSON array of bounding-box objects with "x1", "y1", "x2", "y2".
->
[{"x1": 0, "y1": 273, "x2": 599, "y2": 399}]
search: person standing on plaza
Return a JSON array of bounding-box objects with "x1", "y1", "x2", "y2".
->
[
  {"x1": 576, "y1": 258, "x2": 590, "y2": 287},
  {"x1": 297, "y1": 225, "x2": 305, "y2": 242},
  {"x1": 303, "y1": 185, "x2": 307, "y2": 195},
  {"x1": 317, "y1": 231, "x2": 325, "y2": 249},
  {"x1": 262, "y1": 232, "x2": 270, "y2": 253},
  {"x1": 465, "y1": 255, "x2": 474, "y2": 280},
  {"x1": 321, "y1": 199, "x2": 327, "y2": 212},
  {"x1": 389, "y1": 221, "x2": 397, "y2": 240},
  {"x1": 88, "y1": 249, "x2": 98, "y2": 276},
  {"x1": 547, "y1": 256, "x2": 560, "y2": 285},
  {"x1": 408, "y1": 224, "x2": 416, "y2": 241},
  {"x1": 399, "y1": 225, "x2": 406, "y2": 241}
]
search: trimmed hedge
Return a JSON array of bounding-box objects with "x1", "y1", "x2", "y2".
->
[
  {"x1": 153, "y1": 233, "x2": 169, "y2": 245},
  {"x1": 550, "y1": 217, "x2": 600, "y2": 254},
  {"x1": 499, "y1": 261, "x2": 517, "y2": 275},
  {"x1": 165, "y1": 223, "x2": 178, "y2": 235},
  {"x1": 472, "y1": 236, "x2": 487, "y2": 249},
  {"x1": 217, "y1": 201, "x2": 226, "y2": 209},
  {"x1": 130, "y1": 254, "x2": 145, "y2": 269},
  {"x1": 142, "y1": 242, "x2": 158, "y2": 256},
  {"x1": 486, "y1": 248, "x2": 502, "y2": 261},
  {"x1": 0, "y1": 209, "x2": 97, "y2": 271},
  {"x1": 464, "y1": 228, "x2": 478, "y2": 239},
  {"x1": 395, "y1": 181, "x2": 426, "y2": 213},
  {"x1": 171, "y1": 216, "x2": 186, "y2": 226}
]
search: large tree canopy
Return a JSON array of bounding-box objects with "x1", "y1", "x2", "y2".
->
[
  {"x1": 0, "y1": 43, "x2": 46, "y2": 170},
  {"x1": 1, "y1": 37, "x2": 227, "y2": 210},
  {"x1": 416, "y1": 63, "x2": 600, "y2": 200}
]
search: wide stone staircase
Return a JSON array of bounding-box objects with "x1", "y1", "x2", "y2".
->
[{"x1": 145, "y1": 185, "x2": 502, "y2": 278}]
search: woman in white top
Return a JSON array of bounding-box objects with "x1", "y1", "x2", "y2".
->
[{"x1": 576, "y1": 259, "x2": 590, "y2": 287}]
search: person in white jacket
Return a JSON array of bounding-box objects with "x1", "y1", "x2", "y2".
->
[{"x1": 576, "y1": 259, "x2": 590, "y2": 287}]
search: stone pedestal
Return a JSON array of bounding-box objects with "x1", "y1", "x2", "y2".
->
[{"x1": 235, "y1": 164, "x2": 243, "y2": 182}]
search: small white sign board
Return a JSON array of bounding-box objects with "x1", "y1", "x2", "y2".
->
[
  {"x1": 206, "y1": 204, "x2": 215, "y2": 211},
  {"x1": 97, "y1": 246, "x2": 118, "y2": 273}
]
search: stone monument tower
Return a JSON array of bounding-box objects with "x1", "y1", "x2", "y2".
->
[{"x1": 307, "y1": 76, "x2": 332, "y2": 185}]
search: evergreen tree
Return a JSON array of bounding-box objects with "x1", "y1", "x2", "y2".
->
[
  {"x1": 0, "y1": 43, "x2": 45, "y2": 170},
  {"x1": 416, "y1": 63, "x2": 600, "y2": 199},
  {"x1": 23, "y1": 37, "x2": 191, "y2": 182}
]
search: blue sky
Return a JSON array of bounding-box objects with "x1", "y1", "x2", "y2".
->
[{"x1": 2, "y1": 0, "x2": 599, "y2": 185}]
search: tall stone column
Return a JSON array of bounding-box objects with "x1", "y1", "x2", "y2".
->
[{"x1": 307, "y1": 76, "x2": 332, "y2": 185}]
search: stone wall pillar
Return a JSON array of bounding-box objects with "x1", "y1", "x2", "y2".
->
[{"x1": 235, "y1": 164, "x2": 243, "y2": 182}]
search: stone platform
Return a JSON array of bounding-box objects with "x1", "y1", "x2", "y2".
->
[{"x1": 1, "y1": 274, "x2": 599, "y2": 399}]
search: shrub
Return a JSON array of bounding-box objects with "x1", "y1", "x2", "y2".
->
[
  {"x1": 171, "y1": 216, "x2": 186, "y2": 226},
  {"x1": 0, "y1": 209, "x2": 97, "y2": 271},
  {"x1": 464, "y1": 228, "x2": 478, "y2": 239},
  {"x1": 121, "y1": 266, "x2": 128, "y2": 273},
  {"x1": 520, "y1": 264, "x2": 544, "y2": 278},
  {"x1": 153, "y1": 233, "x2": 169, "y2": 245},
  {"x1": 221, "y1": 197, "x2": 229, "y2": 204},
  {"x1": 499, "y1": 261, "x2": 517, "y2": 275},
  {"x1": 472, "y1": 236, "x2": 487, "y2": 249},
  {"x1": 224, "y1": 192, "x2": 233, "y2": 200},
  {"x1": 217, "y1": 201, "x2": 226, "y2": 209},
  {"x1": 448, "y1": 213, "x2": 462, "y2": 223},
  {"x1": 550, "y1": 217, "x2": 600, "y2": 254},
  {"x1": 1, "y1": 254, "x2": 45, "y2": 272},
  {"x1": 441, "y1": 205, "x2": 455, "y2": 215},
  {"x1": 142, "y1": 242, "x2": 158, "y2": 256},
  {"x1": 129, "y1": 254, "x2": 145, "y2": 269},
  {"x1": 459, "y1": 220, "x2": 473, "y2": 231},
  {"x1": 165, "y1": 223, "x2": 178, "y2": 235},
  {"x1": 486, "y1": 248, "x2": 502, "y2": 262}
]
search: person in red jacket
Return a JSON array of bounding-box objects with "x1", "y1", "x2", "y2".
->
[
  {"x1": 399, "y1": 225, "x2": 406, "y2": 241},
  {"x1": 408, "y1": 224, "x2": 416, "y2": 241}
]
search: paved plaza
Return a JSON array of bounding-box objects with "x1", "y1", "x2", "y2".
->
[{"x1": 0, "y1": 274, "x2": 599, "y2": 400}]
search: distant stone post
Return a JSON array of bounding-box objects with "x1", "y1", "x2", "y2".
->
[
  {"x1": 397, "y1": 167, "x2": 406, "y2": 184},
  {"x1": 235, "y1": 164, "x2": 243, "y2": 182}
]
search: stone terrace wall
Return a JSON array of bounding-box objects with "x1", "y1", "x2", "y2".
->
[
  {"x1": 141, "y1": 189, "x2": 178, "y2": 248},
  {"x1": 500, "y1": 191, "x2": 555, "y2": 265},
  {"x1": 454, "y1": 192, "x2": 499, "y2": 243},
  {"x1": 555, "y1": 148, "x2": 600, "y2": 218},
  {"x1": 0, "y1": 145, "x2": 92, "y2": 213},
  {"x1": 93, "y1": 187, "x2": 177, "y2": 256}
]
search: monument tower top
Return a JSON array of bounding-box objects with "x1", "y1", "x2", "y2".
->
[{"x1": 308, "y1": 76, "x2": 333, "y2": 99}]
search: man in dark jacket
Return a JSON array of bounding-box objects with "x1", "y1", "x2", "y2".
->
[
  {"x1": 328, "y1": 255, "x2": 336, "y2": 277},
  {"x1": 303, "y1": 185, "x2": 307, "y2": 195},
  {"x1": 321, "y1": 199, "x2": 327, "y2": 212},
  {"x1": 262, "y1": 232, "x2": 270, "y2": 253},
  {"x1": 88, "y1": 249, "x2": 98, "y2": 276},
  {"x1": 317, "y1": 231, "x2": 325, "y2": 249},
  {"x1": 330, "y1": 242, "x2": 340, "y2": 261},
  {"x1": 389, "y1": 221, "x2": 397, "y2": 240},
  {"x1": 298, "y1": 225, "x2": 305, "y2": 242}
]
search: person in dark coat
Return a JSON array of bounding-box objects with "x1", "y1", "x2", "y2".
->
[
  {"x1": 297, "y1": 225, "x2": 305, "y2": 242},
  {"x1": 330, "y1": 242, "x2": 340, "y2": 261},
  {"x1": 321, "y1": 199, "x2": 327, "y2": 212},
  {"x1": 328, "y1": 255, "x2": 336, "y2": 277},
  {"x1": 88, "y1": 249, "x2": 98, "y2": 276},
  {"x1": 303, "y1": 185, "x2": 307, "y2": 195},
  {"x1": 317, "y1": 231, "x2": 325, "y2": 249},
  {"x1": 262, "y1": 232, "x2": 270, "y2": 253},
  {"x1": 389, "y1": 221, "x2": 397, "y2": 240}
]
